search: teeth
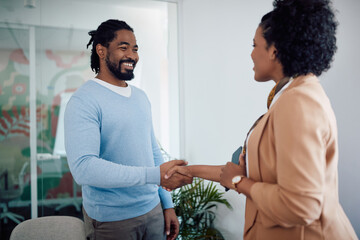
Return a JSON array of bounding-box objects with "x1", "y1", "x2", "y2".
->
[{"x1": 124, "y1": 63, "x2": 133, "y2": 67}]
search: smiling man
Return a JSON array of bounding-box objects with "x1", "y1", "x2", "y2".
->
[{"x1": 64, "y1": 19, "x2": 192, "y2": 240}]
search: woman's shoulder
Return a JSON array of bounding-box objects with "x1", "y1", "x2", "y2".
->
[
  {"x1": 282, "y1": 75, "x2": 329, "y2": 105},
  {"x1": 273, "y1": 75, "x2": 334, "y2": 127}
]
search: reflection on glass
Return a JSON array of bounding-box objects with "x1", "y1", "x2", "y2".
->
[{"x1": 0, "y1": 26, "x2": 31, "y2": 226}]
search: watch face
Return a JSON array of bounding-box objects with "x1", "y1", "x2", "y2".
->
[{"x1": 232, "y1": 175, "x2": 242, "y2": 184}]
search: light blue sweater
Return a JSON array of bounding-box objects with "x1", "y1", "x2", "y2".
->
[{"x1": 64, "y1": 80, "x2": 173, "y2": 222}]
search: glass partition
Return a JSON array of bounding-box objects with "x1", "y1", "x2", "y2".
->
[{"x1": 0, "y1": 26, "x2": 31, "y2": 235}]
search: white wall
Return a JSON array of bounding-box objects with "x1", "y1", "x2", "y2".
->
[
  {"x1": 180, "y1": 0, "x2": 360, "y2": 239},
  {"x1": 321, "y1": 0, "x2": 360, "y2": 235}
]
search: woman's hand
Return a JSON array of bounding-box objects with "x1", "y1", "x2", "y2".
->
[
  {"x1": 220, "y1": 153, "x2": 247, "y2": 190},
  {"x1": 165, "y1": 165, "x2": 193, "y2": 180},
  {"x1": 238, "y1": 153, "x2": 247, "y2": 176}
]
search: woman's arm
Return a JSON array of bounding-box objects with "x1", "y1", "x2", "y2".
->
[{"x1": 165, "y1": 165, "x2": 223, "y2": 182}]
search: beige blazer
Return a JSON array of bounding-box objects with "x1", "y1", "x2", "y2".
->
[{"x1": 244, "y1": 75, "x2": 358, "y2": 240}]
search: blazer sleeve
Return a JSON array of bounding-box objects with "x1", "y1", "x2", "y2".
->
[{"x1": 250, "y1": 87, "x2": 330, "y2": 227}]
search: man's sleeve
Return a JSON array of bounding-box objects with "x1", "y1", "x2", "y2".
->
[
  {"x1": 150, "y1": 126, "x2": 174, "y2": 209},
  {"x1": 64, "y1": 95, "x2": 160, "y2": 188}
]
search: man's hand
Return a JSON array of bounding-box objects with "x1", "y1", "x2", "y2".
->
[
  {"x1": 163, "y1": 208, "x2": 179, "y2": 240},
  {"x1": 160, "y1": 160, "x2": 193, "y2": 190}
]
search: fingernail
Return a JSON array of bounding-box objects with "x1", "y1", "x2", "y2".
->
[
  {"x1": 167, "y1": 231, "x2": 170, "y2": 235},
  {"x1": 165, "y1": 174, "x2": 169, "y2": 179}
]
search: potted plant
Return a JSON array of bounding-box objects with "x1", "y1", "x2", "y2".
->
[{"x1": 171, "y1": 178, "x2": 232, "y2": 240}]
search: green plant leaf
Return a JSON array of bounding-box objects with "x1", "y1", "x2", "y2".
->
[{"x1": 172, "y1": 178, "x2": 232, "y2": 239}]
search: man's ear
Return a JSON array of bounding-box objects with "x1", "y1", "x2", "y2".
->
[{"x1": 96, "y1": 44, "x2": 106, "y2": 59}]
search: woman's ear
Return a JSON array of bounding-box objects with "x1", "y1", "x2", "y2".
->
[
  {"x1": 269, "y1": 45, "x2": 278, "y2": 61},
  {"x1": 96, "y1": 44, "x2": 106, "y2": 59}
]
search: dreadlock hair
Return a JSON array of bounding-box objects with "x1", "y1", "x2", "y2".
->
[
  {"x1": 87, "y1": 19, "x2": 134, "y2": 74},
  {"x1": 259, "y1": 0, "x2": 338, "y2": 77}
]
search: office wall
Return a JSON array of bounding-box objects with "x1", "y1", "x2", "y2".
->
[
  {"x1": 180, "y1": 0, "x2": 360, "y2": 239},
  {"x1": 321, "y1": 0, "x2": 360, "y2": 236}
]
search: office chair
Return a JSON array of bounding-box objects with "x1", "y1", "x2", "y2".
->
[
  {"x1": 0, "y1": 162, "x2": 29, "y2": 224},
  {"x1": 9, "y1": 216, "x2": 85, "y2": 240}
]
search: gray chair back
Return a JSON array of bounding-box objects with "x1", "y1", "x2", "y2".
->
[{"x1": 10, "y1": 216, "x2": 85, "y2": 240}]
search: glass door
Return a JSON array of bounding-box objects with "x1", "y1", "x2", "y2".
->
[
  {"x1": 34, "y1": 25, "x2": 91, "y2": 217},
  {"x1": 0, "y1": 25, "x2": 32, "y2": 236}
]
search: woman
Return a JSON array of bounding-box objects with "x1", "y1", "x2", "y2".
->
[{"x1": 166, "y1": 0, "x2": 358, "y2": 239}]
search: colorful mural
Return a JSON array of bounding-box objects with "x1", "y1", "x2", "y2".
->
[{"x1": 0, "y1": 47, "x2": 91, "y2": 200}]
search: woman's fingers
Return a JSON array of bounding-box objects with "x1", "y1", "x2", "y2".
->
[
  {"x1": 165, "y1": 166, "x2": 192, "y2": 179},
  {"x1": 162, "y1": 186, "x2": 172, "y2": 191},
  {"x1": 239, "y1": 153, "x2": 245, "y2": 165}
]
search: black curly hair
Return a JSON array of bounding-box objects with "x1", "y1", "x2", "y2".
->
[
  {"x1": 86, "y1": 19, "x2": 134, "y2": 74},
  {"x1": 260, "y1": 0, "x2": 338, "y2": 77}
]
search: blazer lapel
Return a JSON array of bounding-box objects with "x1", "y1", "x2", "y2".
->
[
  {"x1": 248, "y1": 112, "x2": 270, "y2": 181},
  {"x1": 244, "y1": 74, "x2": 319, "y2": 237},
  {"x1": 244, "y1": 112, "x2": 270, "y2": 235}
]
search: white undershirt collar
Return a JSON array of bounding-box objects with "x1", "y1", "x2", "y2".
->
[
  {"x1": 268, "y1": 77, "x2": 294, "y2": 109},
  {"x1": 91, "y1": 78, "x2": 132, "y2": 97}
]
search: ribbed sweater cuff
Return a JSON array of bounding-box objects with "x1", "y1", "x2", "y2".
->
[{"x1": 146, "y1": 166, "x2": 160, "y2": 185}]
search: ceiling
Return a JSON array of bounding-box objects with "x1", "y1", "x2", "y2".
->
[{"x1": 0, "y1": 0, "x2": 174, "y2": 51}]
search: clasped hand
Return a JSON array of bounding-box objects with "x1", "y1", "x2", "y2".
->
[
  {"x1": 160, "y1": 160, "x2": 193, "y2": 191},
  {"x1": 160, "y1": 153, "x2": 247, "y2": 192}
]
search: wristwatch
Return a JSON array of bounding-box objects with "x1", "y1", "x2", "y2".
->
[{"x1": 231, "y1": 175, "x2": 243, "y2": 189}]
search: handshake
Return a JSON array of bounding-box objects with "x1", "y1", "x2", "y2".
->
[
  {"x1": 160, "y1": 160, "x2": 193, "y2": 191},
  {"x1": 159, "y1": 150, "x2": 246, "y2": 191}
]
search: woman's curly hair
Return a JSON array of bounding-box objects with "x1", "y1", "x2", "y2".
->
[{"x1": 260, "y1": 0, "x2": 338, "y2": 77}]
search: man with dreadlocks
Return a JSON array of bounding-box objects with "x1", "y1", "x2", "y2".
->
[{"x1": 64, "y1": 19, "x2": 192, "y2": 240}]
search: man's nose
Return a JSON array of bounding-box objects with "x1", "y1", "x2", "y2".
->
[{"x1": 125, "y1": 49, "x2": 138, "y2": 61}]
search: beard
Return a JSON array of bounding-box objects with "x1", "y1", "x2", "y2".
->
[{"x1": 105, "y1": 56, "x2": 136, "y2": 81}]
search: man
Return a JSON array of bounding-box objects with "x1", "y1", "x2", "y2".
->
[{"x1": 64, "y1": 19, "x2": 192, "y2": 240}]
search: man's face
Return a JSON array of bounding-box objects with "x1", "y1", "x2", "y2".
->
[{"x1": 105, "y1": 29, "x2": 139, "y2": 81}]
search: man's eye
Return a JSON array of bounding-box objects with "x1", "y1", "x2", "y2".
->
[
  {"x1": 133, "y1": 49, "x2": 138, "y2": 52},
  {"x1": 120, "y1": 46, "x2": 127, "y2": 50}
]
